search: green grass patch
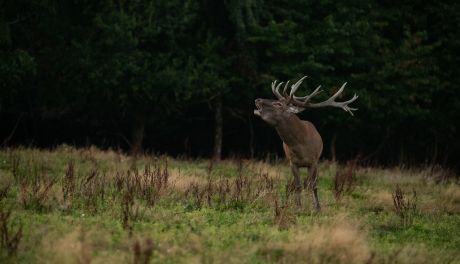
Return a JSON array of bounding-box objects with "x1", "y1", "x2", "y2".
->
[{"x1": 0, "y1": 146, "x2": 459, "y2": 263}]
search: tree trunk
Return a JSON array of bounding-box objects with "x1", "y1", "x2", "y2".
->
[
  {"x1": 130, "y1": 112, "x2": 145, "y2": 156},
  {"x1": 184, "y1": 136, "x2": 191, "y2": 158},
  {"x1": 212, "y1": 95, "x2": 223, "y2": 162},
  {"x1": 330, "y1": 133, "x2": 337, "y2": 162},
  {"x1": 249, "y1": 113, "x2": 254, "y2": 159}
]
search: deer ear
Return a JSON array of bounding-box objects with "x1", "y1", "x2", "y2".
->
[{"x1": 286, "y1": 105, "x2": 305, "y2": 114}]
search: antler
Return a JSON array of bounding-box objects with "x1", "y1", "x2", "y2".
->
[
  {"x1": 299, "y1": 82, "x2": 358, "y2": 115},
  {"x1": 271, "y1": 80, "x2": 284, "y2": 100},
  {"x1": 272, "y1": 76, "x2": 310, "y2": 103},
  {"x1": 272, "y1": 76, "x2": 358, "y2": 116}
]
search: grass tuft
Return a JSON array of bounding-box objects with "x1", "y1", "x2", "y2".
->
[
  {"x1": 0, "y1": 206, "x2": 23, "y2": 258},
  {"x1": 392, "y1": 185, "x2": 417, "y2": 227}
]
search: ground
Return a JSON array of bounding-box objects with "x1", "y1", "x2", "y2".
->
[{"x1": 0, "y1": 146, "x2": 459, "y2": 263}]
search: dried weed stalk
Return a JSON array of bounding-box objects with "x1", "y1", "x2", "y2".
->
[
  {"x1": 19, "y1": 172, "x2": 55, "y2": 211},
  {"x1": 334, "y1": 160, "x2": 357, "y2": 203},
  {"x1": 184, "y1": 167, "x2": 280, "y2": 209},
  {"x1": 79, "y1": 167, "x2": 106, "y2": 213},
  {"x1": 62, "y1": 160, "x2": 76, "y2": 203},
  {"x1": 121, "y1": 184, "x2": 141, "y2": 236},
  {"x1": 392, "y1": 185, "x2": 417, "y2": 226},
  {"x1": 273, "y1": 199, "x2": 296, "y2": 230}
]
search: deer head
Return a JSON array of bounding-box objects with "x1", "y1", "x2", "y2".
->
[{"x1": 254, "y1": 76, "x2": 358, "y2": 126}]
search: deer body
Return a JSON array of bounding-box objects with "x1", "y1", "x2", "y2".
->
[
  {"x1": 276, "y1": 118, "x2": 323, "y2": 167},
  {"x1": 254, "y1": 76, "x2": 357, "y2": 211}
]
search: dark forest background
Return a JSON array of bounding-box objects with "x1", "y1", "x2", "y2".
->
[{"x1": 1, "y1": 0, "x2": 459, "y2": 169}]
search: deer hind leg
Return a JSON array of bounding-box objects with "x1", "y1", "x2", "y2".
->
[
  {"x1": 290, "y1": 165, "x2": 302, "y2": 207},
  {"x1": 307, "y1": 165, "x2": 321, "y2": 211}
]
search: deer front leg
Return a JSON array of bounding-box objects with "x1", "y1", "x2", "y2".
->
[
  {"x1": 290, "y1": 164, "x2": 302, "y2": 207},
  {"x1": 307, "y1": 165, "x2": 321, "y2": 211}
]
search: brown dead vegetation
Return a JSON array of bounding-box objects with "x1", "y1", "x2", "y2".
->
[{"x1": 260, "y1": 219, "x2": 372, "y2": 263}]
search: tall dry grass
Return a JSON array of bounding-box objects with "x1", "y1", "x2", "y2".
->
[{"x1": 261, "y1": 218, "x2": 372, "y2": 263}]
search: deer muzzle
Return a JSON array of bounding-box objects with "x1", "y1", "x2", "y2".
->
[{"x1": 254, "y1": 99, "x2": 262, "y2": 116}]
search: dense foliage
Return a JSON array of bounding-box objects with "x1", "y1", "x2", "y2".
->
[{"x1": 1, "y1": 0, "x2": 459, "y2": 168}]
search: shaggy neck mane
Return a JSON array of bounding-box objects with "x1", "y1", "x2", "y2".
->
[{"x1": 274, "y1": 114, "x2": 306, "y2": 146}]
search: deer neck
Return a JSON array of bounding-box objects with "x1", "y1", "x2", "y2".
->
[{"x1": 274, "y1": 115, "x2": 306, "y2": 146}]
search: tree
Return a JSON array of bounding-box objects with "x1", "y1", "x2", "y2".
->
[{"x1": 72, "y1": 0, "x2": 204, "y2": 154}]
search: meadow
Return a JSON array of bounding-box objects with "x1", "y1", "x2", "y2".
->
[{"x1": 0, "y1": 146, "x2": 459, "y2": 263}]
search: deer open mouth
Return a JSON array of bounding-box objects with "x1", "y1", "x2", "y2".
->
[{"x1": 254, "y1": 101, "x2": 262, "y2": 116}]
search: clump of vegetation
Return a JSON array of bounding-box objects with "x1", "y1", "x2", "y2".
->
[
  {"x1": 79, "y1": 167, "x2": 107, "y2": 213},
  {"x1": 184, "y1": 182, "x2": 206, "y2": 209},
  {"x1": 183, "y1": 166, "x2": 280, "y2": 210},
  {"x1": 0, "y1": 184, "x2": 10, "y2": 203},
  {"x1": 285, "y1": 179, "x2": 296, "y2": 201},
  {"x1": 18, "y1": 163, "x2": 55, "y2": 211},
  {"x1": 62, "y1": 160, "x2": 75, "y2": 206},
  {"x1": 273, "y1": 199, "x2": 297, "y2": 230},
  {"x1": 425, "y1": 165, "x2": 456, "y2": 184},
  {"x1": 439, "y1": 184, "x2": 460, "y2": 214},
  {"x1": 392, "y1": 185, "x2": 418, "y2": 226},
  {"x1": 121, "y1": 182, "x2": 141, "y2": 236},
  {"x1": 333, "y1": 160, "x2": 358, "y2": 203},
  {"x1": 0, "y1": 207, "x2": 23, "y2": 258},
  {"x1": 134, "y1": 163, "x2": 170, "y2": 207},
  {"x1": 133, "y1": 237, "x2": 154, "y2": 264},
  {"x1": 8, "y1": 152, "x2": 21, "y2": 182}
]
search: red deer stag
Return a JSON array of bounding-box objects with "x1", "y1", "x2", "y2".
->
[{"x1": 254, "y1": 76, "x2": 358, "y2": 210}]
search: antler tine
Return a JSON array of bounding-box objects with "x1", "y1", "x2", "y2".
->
[
  {"x1": 271, "y1": 76, "x2": 309, "y2": 102},
  {"x1": 282, "y1": 80, "x2": 290, "y2": 97},
  {"x1": 275, "y1": 82, "x2": 284, "y2": 98},
  {"x1": 271, "y1": 80, "x2": 276, "y2": 93},
  {"x1": 294, "y1": 85, "x2": 322, "y2": 100},
  {"x1": 339, "y1": 94, "x2": 359, "y2": 115},
  {"x1": 306, "y1": 82, "x2": 359, "y2": 116},
  {"x1": 328, "y1": 82, "x2": 347, "y2": 101},
  {"x1": 271, "y1": 80, "x2": 284, "y2": 100},
  {"x1": 289, "y1": 76, "x2": 308, "y2": 97}
]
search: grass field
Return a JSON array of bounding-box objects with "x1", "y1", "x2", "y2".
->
[{"x1": 0, "y1": 146, "x2": 459, "y2": 263}]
